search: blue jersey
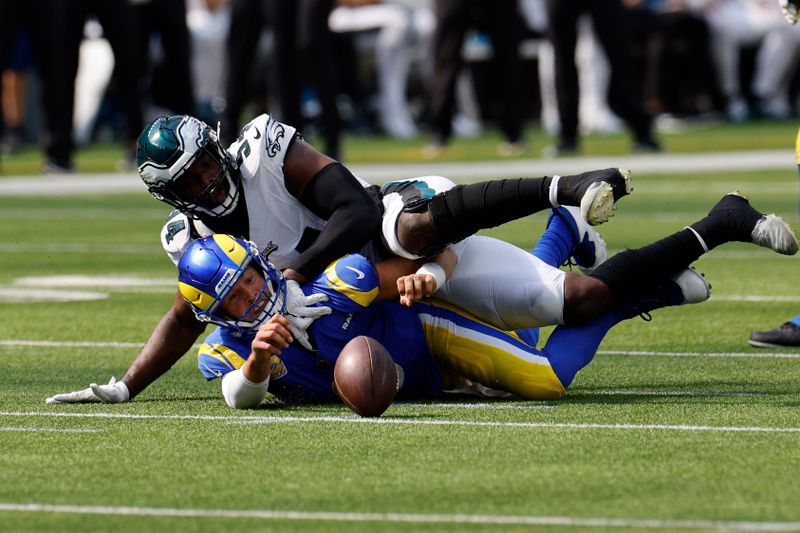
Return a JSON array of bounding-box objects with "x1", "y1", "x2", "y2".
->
[{"x1": 198, "y1": 254, "x2": 445, "y2": 403}]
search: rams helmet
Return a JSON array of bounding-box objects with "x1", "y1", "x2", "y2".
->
[
  {"x1": 177, "y1": 235, "x2": 287, "y2": 335},
  {"x1": 137, "y1": 115, "x2": 240, "y2": 218}
]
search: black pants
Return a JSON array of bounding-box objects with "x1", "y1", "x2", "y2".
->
[
  {"x1": 132, "y1": 0, "x2": 194, "y2": 116},
  {"x1": 546, "y1": 0, "x2": 653, "y2": 145},
  {"x1": 223, "y1": 0, "x2": 270, "y2": 143},
  {"x1": 427, "y1": 0, "x2": 523, "y2": 145}
]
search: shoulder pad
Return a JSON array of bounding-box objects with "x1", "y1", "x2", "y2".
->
[{"x1": 321, "y1": 254, "x2": 379, "y2": 308}]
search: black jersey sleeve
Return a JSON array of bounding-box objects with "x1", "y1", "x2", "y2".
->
[{"x1": 289, "y1": 162, "x2": 381, "y2": 278}]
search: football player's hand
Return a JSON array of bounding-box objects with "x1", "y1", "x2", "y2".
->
[
  {"x1": 396, "y1": 273, "x2": 438, "y2": 307},
  {"x1": 46, "y1": 377, "x2": 130, "y2": 404},
  {"x1": 284, "y1": 280, "x2": 331, "y2": 350},
  {"x1": 251, "y1": 316, "x2": 294, "y2": 358},
  {"x1": 780, "y1": 0, "x2": 800, "y2": 24}
]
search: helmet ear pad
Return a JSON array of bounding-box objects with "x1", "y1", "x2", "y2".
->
[
  {"x1": 177, "y1": 235, "x2": 287, "y2": 336},
  {"x1": 137, "y1": 115, "x2": 241, "y2": 219}
]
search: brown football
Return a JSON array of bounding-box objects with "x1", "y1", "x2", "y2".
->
[{"x1": 333, "y1": 336, "x2": 399, "y2": 417}]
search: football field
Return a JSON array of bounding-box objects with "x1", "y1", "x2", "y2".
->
[{"x1": 1, "y1": 158, "x2": 800, "y2": 531}]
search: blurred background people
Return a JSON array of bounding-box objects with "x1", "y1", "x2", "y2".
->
[
  {"x1": 700, "y1": 0, "x2": 800, "y2": 122},
  {"x1": 423, "y1": 0, "x2": 526, "y2": 158},
  {"x1": 187, "y1": 0, "x2": 231, "y2": 126},
  {"x1": 545, "y1": 0, "x2": 661, "y2": 156}
]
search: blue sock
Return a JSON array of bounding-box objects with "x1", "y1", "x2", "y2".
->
[
  {"x1": 789, "y1": 315, "x2": 800, "y2": 327},
  {"x1": 542, "y1": 307, "x2": 629, "y2": 387},
  {"x1": 520, "y1": 211, "x2": 581, "y2": 349},
  {"x1": 532, "y1": 211, "x2": 576, "y2": 268}
]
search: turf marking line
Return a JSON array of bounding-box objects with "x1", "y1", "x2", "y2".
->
[
  {"x1": 3, "y1": 340, "x2": 800, "y2": 358},
  {"x1": 0, "y1": 503, "x2": 798, "y2": 531},
  {"x1": 3, "y1": 412, "x2": 800, "y2": 433},
  {"x1": 598, "y1": 350, "x2": 800, "y2": 359},
  {"x1": 0, "y1": 340, "x2": 144, "y2": 348},
  {"x1": 0, "y1": 427, "x2": 101, "y2": 433}
]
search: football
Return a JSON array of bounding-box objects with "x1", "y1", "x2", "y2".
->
[{"x1": 333, "y1": 336, "x2": 400, "y2": 417}]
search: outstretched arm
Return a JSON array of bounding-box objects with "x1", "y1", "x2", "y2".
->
[
  {"x1": 120, "y1": 291, "x2": 208, "y2": 398},
  {"x1": 47, "y1": 291, "x2": 207, "y2": 404},
  {"x1": 375, "y1": 248, "x2": 458, "y2": 305}
]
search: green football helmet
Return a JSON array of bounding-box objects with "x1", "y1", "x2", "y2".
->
[{"x1": 136, "y1": 115, "x2": 240, "y2": 218}]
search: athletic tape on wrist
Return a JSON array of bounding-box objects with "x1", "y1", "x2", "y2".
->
[
  {"x1": 416, "y1": 262, "x2": 446, "y2": 291},
  {"x1": 549, "y1": 175, "x2": 561, "y2": 207}
]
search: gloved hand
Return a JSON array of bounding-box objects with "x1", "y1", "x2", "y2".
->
[
  {"x1": 780, "y1": 0, "x2": 800, "y2": 24},
  {"x1": 283, "y1": 280, "x2": 332, "y2": 350},
  {"x1": 46, "y1": 377, "x2": 130, "y2": 404}
]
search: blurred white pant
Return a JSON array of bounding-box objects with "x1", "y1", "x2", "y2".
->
[{"x1": 703, "y1": 0, "x2": 800, "y2": 116}]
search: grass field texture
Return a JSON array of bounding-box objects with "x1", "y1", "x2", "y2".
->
[{"x1": 1, "y1": 131, "x2": 800, "y2": 531}]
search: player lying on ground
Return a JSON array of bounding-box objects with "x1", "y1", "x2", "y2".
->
[
  {"x1": 46, "y1": 190, "x2": 797, "y2": 404},
  {"x1": 47, "y1": 112, "x2": 633, "y2": 403},
  {"x1": 133, "y1": 189, "x2": 795, "y2": 408},
  {"x1": 174, "y1": 233, "x2": 709, "y2": 408}
]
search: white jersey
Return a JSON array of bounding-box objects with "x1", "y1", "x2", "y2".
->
[
  {"x1": 160, "y1": 114, "x2": 369, "y2": 269},
  {"x1": 230, "y1": 114, "x2": 373, "y2": 269}
]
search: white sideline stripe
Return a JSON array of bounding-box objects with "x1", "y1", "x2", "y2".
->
[
  {"x1": 0, "y1": 340, "x2": 143, "y2": 348},
  {"x1": 0, "y1": 427, "x2": 101, "y2": 433},
  {"x1": 14, "y1": 275, "x2": 175, "y2": 288},
  {"x1": 714, "y1": 295, "x2": 800, "y2": 303},
  {"x1": 0, "y1": 503, "x2": 798, "y2": 531},
  {"x1": 0, "y1": 243, "x2": 161, "y2": 254},
  {"x1": 599, "y1": 350, "x2": 800, "y2": 359},
  {"x1": 2, "y1": 340, "x2": 799, "y2": 359},
  {"x1": 400, "y1": 402, "x2": 556, "y2": 409},
  {"x1": 589, "y1": 390, "x2": 760, "y2": 397},
  {"x1": 2, "y1": 412, "x2": 799, "y2": 433}
]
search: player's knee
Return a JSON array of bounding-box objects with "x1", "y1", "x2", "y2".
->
[{"x1": 563, "y1": 274, "x2": 614, "y2": 325}]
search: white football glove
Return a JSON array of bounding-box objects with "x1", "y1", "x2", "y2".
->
[
  {"x1": 283, "y1": 279, "x2": 331, "y2": 350},
  {"x1": 45, "y1": 377, "x2": 130, "y2": 404},
  {"x1": 780, "y1": 0, "x2": 800, "y2": 24}
]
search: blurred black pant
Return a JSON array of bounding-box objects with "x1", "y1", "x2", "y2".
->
[
  {"x1": 427, "y1": 0, "x2": 524, "y2": 145},
  {"x1": 546, "y1": 0, "x2": 654, "y2": 146}
]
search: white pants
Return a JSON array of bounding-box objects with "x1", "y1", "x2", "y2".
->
[
  {"x1": 381, "y1": 176, "x2": 566, "y2": 330},
  {"x1": 437, "y1": 236, "x2": 566, "y2": 330}
]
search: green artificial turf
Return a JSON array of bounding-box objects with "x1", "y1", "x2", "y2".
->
[{"x1": 0, "y1": 163, "x2": 799, "y2": 531}]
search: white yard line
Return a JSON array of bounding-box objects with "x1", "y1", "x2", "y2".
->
[
  {"x1": 0, "y1": 427, "x2": 101, "y2": 433},
  {"x1": 2, "y1": 340, "x2": 799, "y2": 358},
  {"x1": 1, "y1": 411, "x2": 799, "y2": 433},
  {"x1": 0, "y1": 503, "x2": 797, "y2": 530},
  {"x1": 0, "y1": 340, "x2": 145, "y2": 348},
  {"x1": 597, "y1": 350, "x2": 800, "y2": 359}
]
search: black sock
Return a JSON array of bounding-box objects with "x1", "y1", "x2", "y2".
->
[
  {"x1": 428, "y1": 177, "x2": 552, "y2": 244},
  {"x1": 589, "y1": 229, "x2": 705, "y2": 300},
  {"x1": 555, "y1": 168, "x2": 626, "y2": 206},
  {"x1": 689, "y1": 197, "x2": 761, "y2": 250}
]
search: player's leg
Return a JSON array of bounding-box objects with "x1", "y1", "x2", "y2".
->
[
  {"x1": 533, "y1": 205, "x2": 608, "y2": 271},
  {"x1": 545, "y1": 268, "x2": 711, "y2": 387},
  {"x1": 386, "y1": 168, "x2": 632, "y2": 259},
  {"x1": 416, "y1": 300, "x2": 566, "y2": 400},
  {"x1": 588, "y1": 192, "x2": 797, "y2": 304},
  {"x1": 435, "y1": 235, "x2": 568, "y2": 330}
]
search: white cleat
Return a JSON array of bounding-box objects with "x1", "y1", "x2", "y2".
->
[
  {"x1": 671, "y1": 268, "x2": 711, "y2": 305},
  {"x1": 752, "y1": 214, "x2": 798, "y2": 256},
  {"x1": 580, "y1": 168, "x2": 633, "y2": 226}
]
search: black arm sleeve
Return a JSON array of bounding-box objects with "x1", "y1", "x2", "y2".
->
[{"x1": 289, "y1": 162, "x2": 381, "y2": 278}]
